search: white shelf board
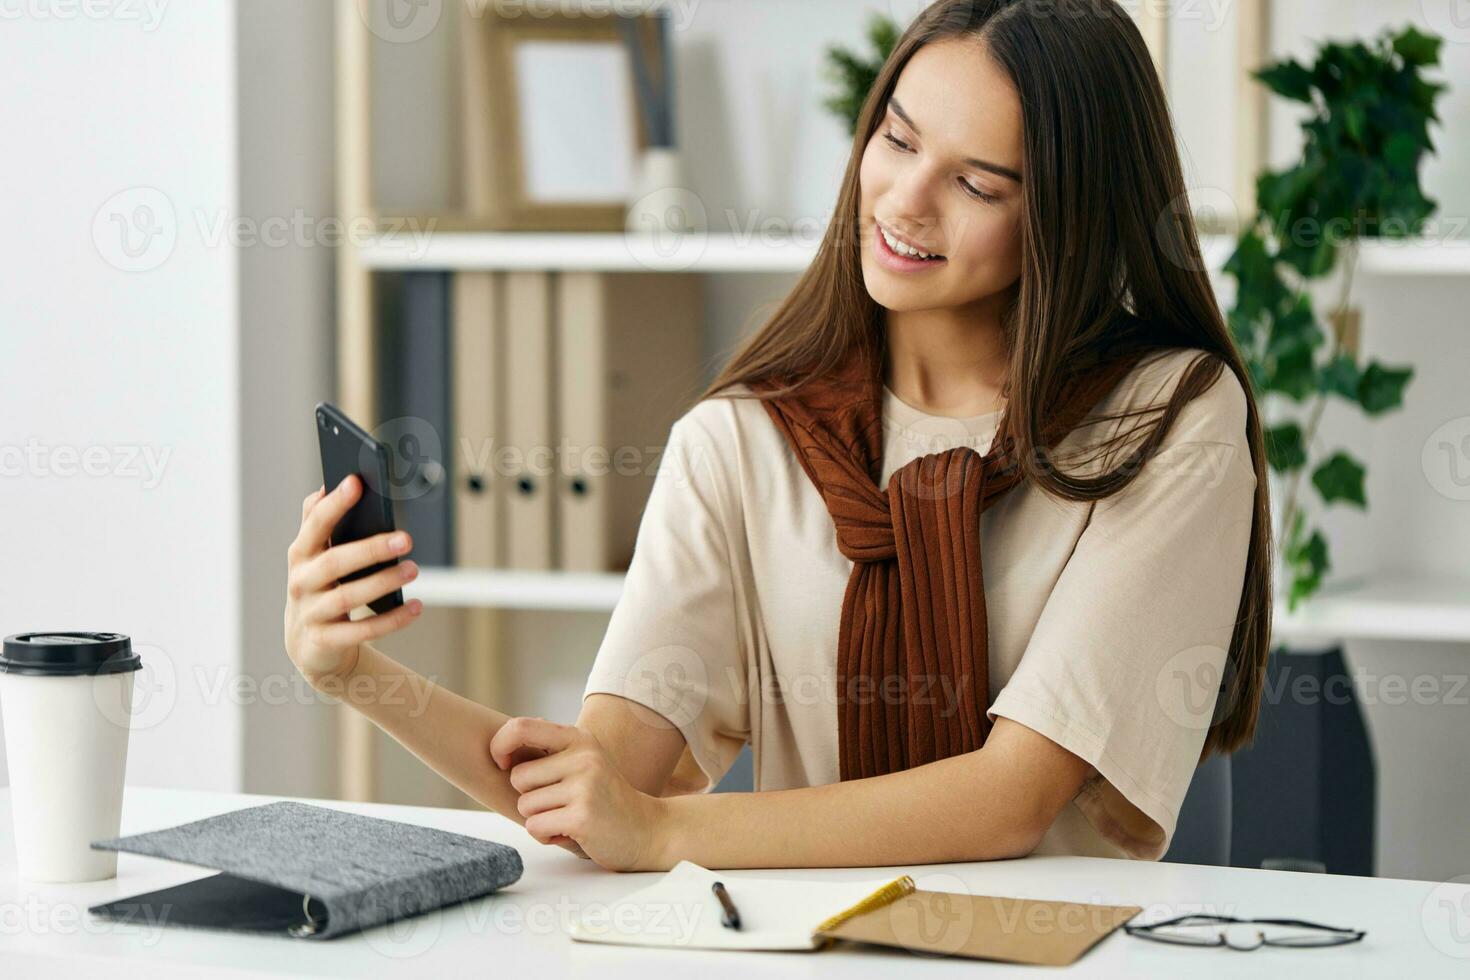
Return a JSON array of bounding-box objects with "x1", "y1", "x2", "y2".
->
[
  {"x1": 363, "y1": 230, "x2": 1470, "y2": 276},
  {"x1": 408, "y1": 566, "x2": 1470, "y2": 643},
  {"x1": 360, "y1": 231, "x2": 818, "y2": 273},
  {"x1": 1271, "y1": 572, "x2": 1470, "y2": 646},
  {"x1": 1200, "y1": 234, "x2": 1470, "y2": 277},
  {"x1": 406, "y1": 566, "x2": 625, "y2": 612}
]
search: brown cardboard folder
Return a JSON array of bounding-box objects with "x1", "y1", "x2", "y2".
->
[{"x1": 816, "y1": 886, "x2": 1142, "y2": 967}]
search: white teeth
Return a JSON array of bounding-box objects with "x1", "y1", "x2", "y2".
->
[{"x1": 880, "y1": 226, "x2": 941, "y2": 260}]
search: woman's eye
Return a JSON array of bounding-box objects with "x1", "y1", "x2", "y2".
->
[
  {"x1": 882, "y1": 131, "x2": 912, "y2": 152},
  {"x1": 960, "y1": 179, "x2": 997, "y2": 203}
]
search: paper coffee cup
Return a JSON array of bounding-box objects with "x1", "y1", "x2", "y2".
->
[{"x1": 0, "y1": 632, "x2": 142, "y2": 882}]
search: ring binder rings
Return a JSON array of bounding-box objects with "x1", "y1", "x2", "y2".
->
[
  {"x1": 87, "y1": 801, "x2": 523, "y2": 940},
  {"x1": 287, "y1": 893, "x2": 320, "y2": 938}
]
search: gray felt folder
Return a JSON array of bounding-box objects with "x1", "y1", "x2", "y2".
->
[{"x1": 87, "y1": 801, "x2": 523, "y2": 940}]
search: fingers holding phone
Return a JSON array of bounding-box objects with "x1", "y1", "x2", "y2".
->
[{"x1": 285, "y1": 475, "x2": 424, "y2": 689}]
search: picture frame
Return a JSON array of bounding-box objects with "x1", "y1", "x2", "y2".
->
[{"x1": 459, "y1": 0, "x2": 666, "y2": 231}]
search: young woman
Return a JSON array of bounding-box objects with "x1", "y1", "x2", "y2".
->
[{"x1": 284, "y1": 0, "x2": 1272, "y2": 872}]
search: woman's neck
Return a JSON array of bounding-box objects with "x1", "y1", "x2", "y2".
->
[{"x1": 883, "y1": 300, "x2": 1010, "y2": 419}]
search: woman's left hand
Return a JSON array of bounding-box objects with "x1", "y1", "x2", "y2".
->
[{"x1": 490, "y1": 717, "x2": 672, "y2": 872}]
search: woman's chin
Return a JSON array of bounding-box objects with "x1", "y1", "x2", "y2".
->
[{"x1": 861, "y1": 266, "x2": 947, "y2": 312}]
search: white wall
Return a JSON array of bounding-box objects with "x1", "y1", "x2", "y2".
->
[{"x1": 0, "y1": 3, "x2": 241, "y2": 790}]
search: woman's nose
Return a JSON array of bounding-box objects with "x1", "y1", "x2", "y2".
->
[{"x1": 886, "y1": 164, "x2": 941, "y2": 229}]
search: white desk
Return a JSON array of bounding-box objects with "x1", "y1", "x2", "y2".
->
[{"x1": 1, "y1": 786, "x2": 1465, "y2": 977}]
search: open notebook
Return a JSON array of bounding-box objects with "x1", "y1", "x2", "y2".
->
[{"x1": 569, "y1": 860, "x2": 1141, "y2": 967}]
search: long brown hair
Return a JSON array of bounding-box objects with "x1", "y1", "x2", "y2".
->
[{"x1": 699, "y1": 0, "x2": 1273, "y2": 759}]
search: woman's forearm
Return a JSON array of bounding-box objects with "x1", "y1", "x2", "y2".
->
[
  {"x1": 655, "y1": 717, "x2": 1092, "y2": 869},
  {"x1": 312, "y1": 641, "x2": 524, "y2": 823},
  {"x1": 658, "y1": 755, "x2": 1030, "y2": 868}
]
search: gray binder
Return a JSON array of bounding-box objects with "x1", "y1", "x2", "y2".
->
[{"x1": 87, "y1": 801, "x2": 523, "y2": 940}]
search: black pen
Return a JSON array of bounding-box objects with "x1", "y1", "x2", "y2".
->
[{"x1": 711, "y1": 880, "x2": 741, "y2": 930}]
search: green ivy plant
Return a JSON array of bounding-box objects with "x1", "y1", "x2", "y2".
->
[
  {"x1": 822, "y1": 13, "x2": 901, "y2": 137},
  {"x1": 1225, "y1": 25, "x2": 1447, "y2": 611}
]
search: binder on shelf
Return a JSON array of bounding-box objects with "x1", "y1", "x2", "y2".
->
[
  {"x1": 502, "y1": 271, "x2": 557, "y2": 570},
  {"x1": 555, "y1": 271, "x2": 703, "y2": 572},
  {"x1": 451, "y1": 271, "x2": 503, "y2": 568},
  {"x1": 379, "y1": 271, "x2": 454, "y2": 568}
]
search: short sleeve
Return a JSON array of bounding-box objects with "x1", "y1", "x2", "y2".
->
[
  {"x1": 986, "y1": 358, "x2": 1257, "y2": 860},
  {"x1": 581, "y1": 408, "x2": 751, "y2": 793}
]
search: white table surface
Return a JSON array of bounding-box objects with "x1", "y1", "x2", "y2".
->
[{"x1": 1, "y1": 786, "x2": 1466, "y2": 978}]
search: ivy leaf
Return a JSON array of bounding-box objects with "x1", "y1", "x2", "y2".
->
[
  {"x1": 1312, "y1": 452, "x2": 1368, "y2": 508},
  {"x1": 1284, "y1": 513, "x2": 1330, "y2": 611},
  {"x1": 1264, "y1": 422, "x2": 1307, "y2": 473},
  {"x1": 1318, "y1": 353, "x2": 1361, "y2": 399},
  {"x1": 1394, "y1": 26, "x2": 1443, "y2": 68},
  {"x1": 1256, "y1": 59, "x2": 1315, "y2": 102},
  {"x1": 1357, "y1": 361, "x2": 1413, "y2": 415}
]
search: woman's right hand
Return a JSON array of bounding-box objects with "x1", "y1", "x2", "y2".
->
[{"x1": 284, "y1": 475, "x2": 423, "y2": 690}]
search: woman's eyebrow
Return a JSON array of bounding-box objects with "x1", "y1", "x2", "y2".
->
[{"x1": 888, "y1": 97, "x2": 1023, "y2": 183}]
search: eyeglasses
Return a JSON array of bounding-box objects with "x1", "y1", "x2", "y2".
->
[{"x1": 1124, "y1": 913, "x2": 1366, "y2": 951}]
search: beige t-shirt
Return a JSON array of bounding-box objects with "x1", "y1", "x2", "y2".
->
[{"x1": 583, "y1": 346, "x2": 1256, "y2": 861}]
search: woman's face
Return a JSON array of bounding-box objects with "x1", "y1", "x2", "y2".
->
[{"x1": 858, "y1": 38, "x2": 1025, "y2": 315}]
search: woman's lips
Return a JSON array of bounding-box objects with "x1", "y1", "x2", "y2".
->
[{"x1": 874, "y1": 222, "x2": 947, "y2": 273}]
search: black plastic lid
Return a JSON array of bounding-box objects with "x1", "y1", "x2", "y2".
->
[{"x1": 0, "y1": 632, "x2": 141, "y2": 676}]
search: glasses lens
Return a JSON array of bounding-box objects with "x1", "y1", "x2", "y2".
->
[
  {"x1": 1145, "y1": 921, "x2": 1225, "y2": 945},
  {"x1": 1262, "y1": 925, "x2": 1357, "y2": 947}
]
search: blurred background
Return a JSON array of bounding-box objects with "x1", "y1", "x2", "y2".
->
[{"x1": 1, "y1": 0, "x2": 1466, "y2": 882}]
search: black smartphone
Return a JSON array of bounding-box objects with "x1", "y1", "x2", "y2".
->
[{"x1": 315, "y1": 401, "x2": 404, "y2": 615}]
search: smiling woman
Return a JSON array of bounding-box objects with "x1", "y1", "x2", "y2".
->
[{"x1": 283, "y1": 0, "x2": 1273, "y2": 874}]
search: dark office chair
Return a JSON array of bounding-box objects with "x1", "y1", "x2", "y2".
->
[
  {"x1": 713, "y1": 744, "x2": 755, "y2": 792},
  {"x1": 1161, "y1": 751, "x2": 1233, "y2": 866}
]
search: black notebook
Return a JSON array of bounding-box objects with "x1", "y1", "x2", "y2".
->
[{"x1": 88, "y1": 801, "x2": 523, "y2": 940}]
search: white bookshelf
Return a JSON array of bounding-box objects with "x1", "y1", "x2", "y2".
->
[
  {"x1": 362, "y1": 228, "x2": 1470, "y2": 277},
  {"x1": 407, "y1": 566, "x2": 1470, "y2": 645}
]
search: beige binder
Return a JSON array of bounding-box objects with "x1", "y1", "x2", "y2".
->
[
  {"x1": 450, "y1": 271, "x2": 502, "y2": 568},
  {"x1": 503, "y1": 271, "x2": 557, "y2": 570},
  {"x1": 555, "y1": 272, "x2": 703, "y2": 572}
]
